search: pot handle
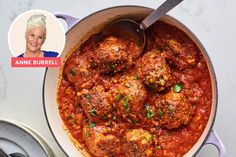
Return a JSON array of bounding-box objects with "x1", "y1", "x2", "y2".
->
[
  {"x1": 204, "y1": 130, "x2": 226, "y2": 157},
  {"x1": 54, "y1": 12, "x2": 79, "y2": 30}
]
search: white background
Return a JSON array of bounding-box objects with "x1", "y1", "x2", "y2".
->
[
  {"x1": 0, "y1": 0, "x2": 235, "y2": 156},
  {"x1": 8, "y1": 10, "x2": 65, "y2": 57}
]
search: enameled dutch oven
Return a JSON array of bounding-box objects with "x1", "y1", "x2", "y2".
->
[{"x1": 43, "y1": 6, "x2": 226, "y2": 157}]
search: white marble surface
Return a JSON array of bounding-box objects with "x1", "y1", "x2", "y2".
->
[{"x1": 0, "y1": 0, "x2": 235, "y2": 156}]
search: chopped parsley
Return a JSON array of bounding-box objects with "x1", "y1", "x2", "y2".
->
[
  {"x1": 71, "y1": 119, "x2": 76, "y2": 125},
  {"x1": 89, "y1": 121, "x2": 96, "y2": 128},
  {"x1": 145, "y1": 104, "x2": 155, "y2": 119},
  {"x1": 69, "y1": 69, "x2": 76, "y2": 76},
  {"x1": 88, "y1": 108, "x2": 96, "y2": 117},
  {"x1": 157, "y1": 145, "x2": 161, "y2": 149},
  {"x1": 123, "y1": 96, "x2": 129, "y2": 110},
  {"x1": 85, "y1": 131, "x2": 90, "y2": 137},
  {"x1": 117, "y1": 93, "x2": 123, "y2": 102},
  {"x1": 158, "y1": 110, "x2": 164, "y2": 117},
  {"x1": 111, "y1": 64, "x2": 116, "y2": 69},
  {"x1": 147, "y1": 135, "x2": 153, "y2": 142},
  {"x1": 84, "y1": 94, "x2": 91, "y2": 102},
  {"x1": 84, "y1": 128, "x2": 90, "y2": 137},
  {"x1": 66, "y1": 114, "x2": 73, "y2": 120},
  {"x1": 130, "y1": 118, "x2": 136, "y2": 125},
  {"x1": 157, "y1": 66, "x2": 163, "y2": 71},
  {"x1": 173, "y1": 83, "x2": 183, "y2": 93}
]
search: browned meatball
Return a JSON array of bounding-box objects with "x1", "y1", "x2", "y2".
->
[
  {"x1": 180, "y1": 68, "x2": 204, "y2": 104},
  {"x1": 91, "y1": 36, "x2": 140, "y2": 74},
  {"x1": 77, "y1": 85, "x2": 113, "y2": 121},
  {"x1": 154, "y1": 90, "x2": 194, "y2": 129},
  {"x1": 163, "y1": 39, "x2": 199, "y2": 70},
  {"x1": 64, "y1": 52, "x2": 99, "y2": 90},
  {"x1": 137, "y1": 50, "x2": 172, "y2": 92},
  {"x1": 111, "y1": 76, "x2": 148, "y2": 122},
  {"x1": 83, "y1": 125, "x2": 121, "y2": 156},
  {"x1": 125, "y1": 129, "x2": 153, "y2": 157}
]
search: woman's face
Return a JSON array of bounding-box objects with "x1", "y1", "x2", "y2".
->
[{"x1": 25, "y1": 27, "x2": 46, "y2": 53}]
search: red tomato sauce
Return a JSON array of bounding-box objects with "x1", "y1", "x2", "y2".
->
[{"x1": 57, "y1": 21, "x2": 212, "y2": 157}]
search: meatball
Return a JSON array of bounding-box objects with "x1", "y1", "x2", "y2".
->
[
  {"x1": 154, "y1": 90, "x2": 194, "y2": 129},
  {"x1": 83, "y1": 125, "x2": 121, "y2": 156},
  {"x1": 77, "y1": 85, "x2": 113, "y2": 121},
  {"x1": 125, "y1": 129, "x2": 153, "y2": 157},
  {"x1": 137, "y1": 50, "x2": 172, "y2": 92},
  {"x1": 91, "y1": 36, "x2": 140, "y2": 74},
  {"x1": 111, "y1": 76, "x2": 148, "y2": 122},
  {"x1": 164, "y1": 39, "x2": 199, "y2": 69},
  {"x1": 64, "y1": 52, "x2": 99, "y2": 90},
  {"x1": 181, "y1": 69, "x2": 204, "y2": 104}
]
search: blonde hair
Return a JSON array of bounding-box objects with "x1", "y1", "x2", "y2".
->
[{"x1": 26, "y1": 14, "x2": 46, "y2": 32}]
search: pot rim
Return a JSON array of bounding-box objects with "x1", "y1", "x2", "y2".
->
[{"x1": 65, "y1": 5, "x2": 154, "y2": 34}]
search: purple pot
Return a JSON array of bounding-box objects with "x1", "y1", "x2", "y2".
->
[{"x1": 43, "y1": 6, "x2": 225, "y2": 157}]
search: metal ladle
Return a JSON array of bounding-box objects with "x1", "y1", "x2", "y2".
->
[{"x1": 103, "y1": 0, "x2": 183, "y2": 53}]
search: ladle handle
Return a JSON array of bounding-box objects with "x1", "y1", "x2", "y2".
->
[{"x1": 141, "y1": 0, "x2": 183, "y2": 29}]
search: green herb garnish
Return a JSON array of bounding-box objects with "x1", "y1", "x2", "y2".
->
[
  {"x1": 145, "y1": 104, "x2": 155, "y2": 119},
  {"x1": 84, "y1": 94, "x2": 91, "y2": 102},
  {"x1": 66, "y1": 114, "x2": 73, "y2": 120},
  {"x1": 69, "y1": 69, "x2": 76, "y2": 76},
  {"x1": 147, "y1": 135, "x2": 153, "y2": 142},
  {"x1": 157, "y1": 145, "x2": 161, "y2": 149},
  {"x1": 173, "y1": 83, "x2": 183, "y2": 93},
  {"x1": 158, "y1": 110, "x2": 164, "y2": 117},
  {"x1": 88, "y1": 108, "x2": 96, "y2": 117},
  {"x1": 85, "y1": 131, "x2": 90, "y2": 137},
  {"x1": 71, "y1": 119, "x2": 76, "y2": 125},
  {"x1": 111, "y1": 64, "x2": 116, "y2": 69},
  {"x1": 89, "y1": 121, "x2": 96, "y2": 128},
  {"x1": 157, "y1": 66, "x2": 163, "y2": 71},
  {"x1": 130, "y1": 118, "x2": 136, "y2": 125},
  {"x1": 123, "y1": 96, "x2": 129, "y2": 110},
  {"x1": 117, "y1": 93, "x2": 123, "y2": 102}
]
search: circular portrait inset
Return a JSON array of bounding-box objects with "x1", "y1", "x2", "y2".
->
[{"x1": 8, "y1": 9, "x2": 65, "y2": 57}]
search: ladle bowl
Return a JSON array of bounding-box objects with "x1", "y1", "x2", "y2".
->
[{"x1": 103, "y1": 0, "x2": 184, "y2": 53}]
